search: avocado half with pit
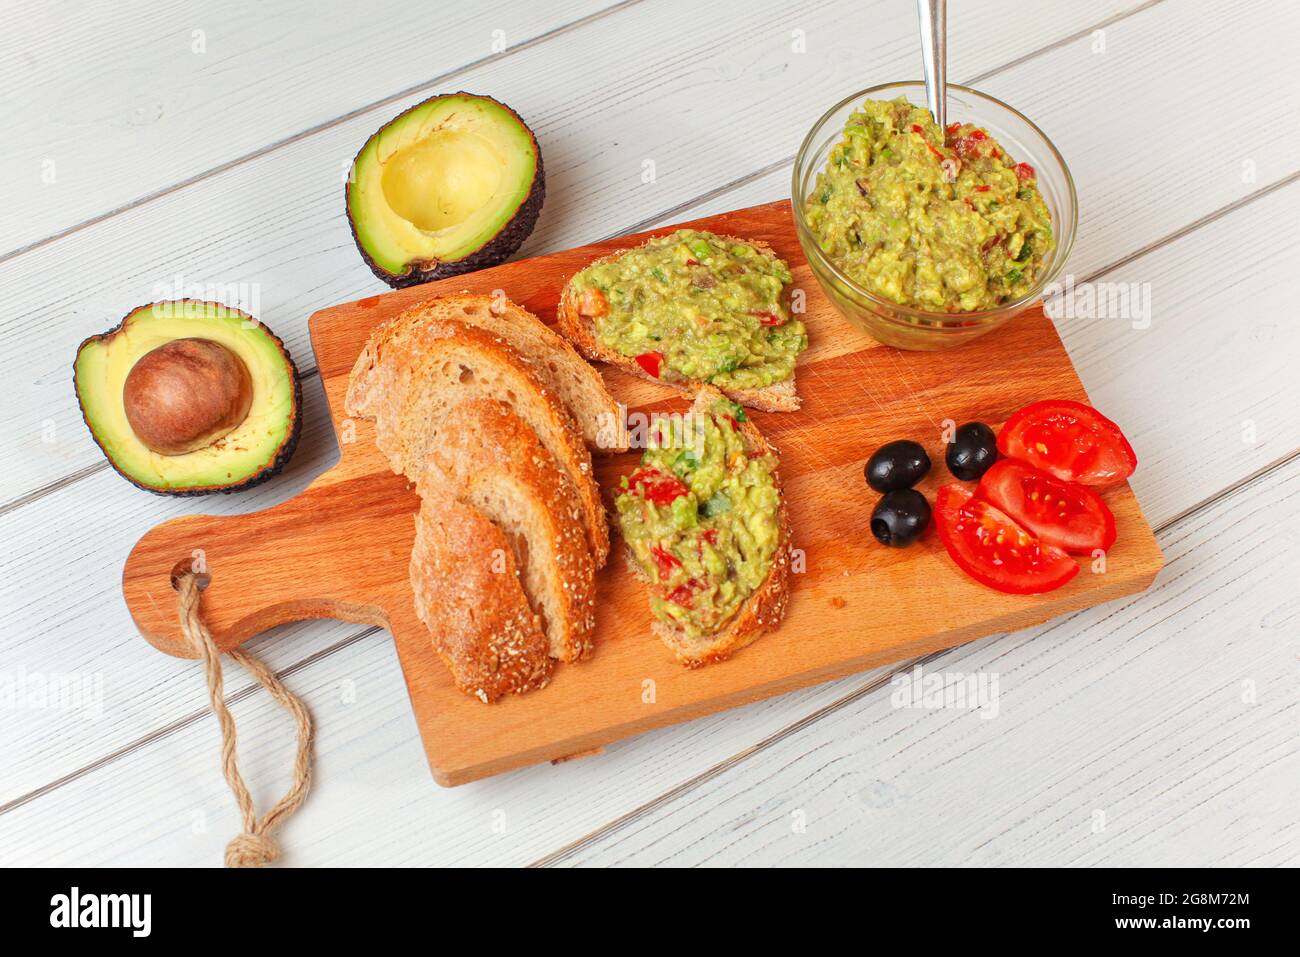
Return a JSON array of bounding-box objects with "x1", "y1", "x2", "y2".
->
[
  {"x1": 73, "y1": 300, "x2": 302, "y2": 495},
  {"x1": 346, "y1": 92, "x2": 545, "y2": 287}
]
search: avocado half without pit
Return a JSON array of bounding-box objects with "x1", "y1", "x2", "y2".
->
[
  {"x1": 74, "y1": 300, "x2": 302, "y2": 495},
  {"x1": 346, "y1": 92, "x2": 545, "y2": 287}
]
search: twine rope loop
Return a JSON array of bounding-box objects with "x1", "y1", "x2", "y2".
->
[{"x1": 175, "y1": 571, "x2": 313, "y2": 867}]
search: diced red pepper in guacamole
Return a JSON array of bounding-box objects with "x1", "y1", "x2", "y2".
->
[{"x1": 615, "y1": 399, "x2": 781, "y2": 639}]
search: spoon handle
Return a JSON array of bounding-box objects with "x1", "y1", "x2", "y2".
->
[{"x1": 918, "y1": 0, "x2": 948, "y2": 130}]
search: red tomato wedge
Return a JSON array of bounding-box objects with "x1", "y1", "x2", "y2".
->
[
  {"x1": 997, "y1": 399, "x2": 1137, "y2": 486},
  {"x1": 977, "y1": 460, "x2": 1116, "y2": 555},
  {"x1": 934, "y1": 484, "x2": 1079, "y2": 595},
  {"x1": 635, "y1": 351, "x2": 663, "y2": 378}
]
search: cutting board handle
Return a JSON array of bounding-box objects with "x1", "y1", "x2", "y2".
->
[{"x1": 123, "y1": 469, "x2": 417, "y2": 658}]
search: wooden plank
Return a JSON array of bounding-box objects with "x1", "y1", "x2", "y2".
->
[
  {"x1": 0, "y1": 0, "x2": 620, "y2": 257},
  {"x1": 0, "y1": 373, "x2": 379, "y2": 805},
  {"x1": 2, "y1": 0, "x2": 1295, "y2": 863},
  {"x1": 659, "y1": 172, "x2": 1300, "y2": 533},
  {"x1": 563, "y1": 456, "x2": 1300, "y2": 867},
  {"x1": 2, "y1": 448, "x2": 1292, "y2": 866},
  {"x1": 119, "y1": 200, "x2": 1161, "y2": 785},
  {"x1": 1054, "y1": 183, "x2": 1300, "y2": 525},
  {"x1": 0, "y1": 0, "x2": 1156, "y2": 801},
  {"x1": 0, "y1": 619, "x2": 892, "y2": 865},
  {"x1": 2, "y1": 71, "x2": 1298, "y2": 825},
  {"x1": 0, "y1": 0, "x2": 1149, "y2": 504},
  {"x1": 539, "y1": 174, "x2": 1300, "y2": 865},
  {"x1": 2, "y1": 155, "x2": 1279, "y2": 858}
]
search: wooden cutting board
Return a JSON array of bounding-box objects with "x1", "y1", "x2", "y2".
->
[{"x1": 123, "y1": 199, "x2": 1164, "y2": 786}]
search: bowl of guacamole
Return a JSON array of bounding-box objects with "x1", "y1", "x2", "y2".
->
[{"x1": 793, "y1": 82, "x2": 1076, "y2": 350}]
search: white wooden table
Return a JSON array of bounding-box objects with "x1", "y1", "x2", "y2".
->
[{"x1": 2, "y1": 0, "x2": 1297, "y2": 867}]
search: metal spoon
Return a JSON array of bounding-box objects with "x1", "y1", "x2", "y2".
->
[{"x1": 917, "y1": 0, "x2": 947, "y2": 129}]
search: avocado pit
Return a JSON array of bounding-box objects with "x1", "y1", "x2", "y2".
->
[{"x1": 122, "y1": 337, "x2": 253, "y2": 455}]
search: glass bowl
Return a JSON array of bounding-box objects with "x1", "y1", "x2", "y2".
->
[{"x1": 791, "y1": 81, "x2": 1077, "y2": 350}]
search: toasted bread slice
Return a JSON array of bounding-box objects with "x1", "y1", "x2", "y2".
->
[
  {"x1": 419, "y1": 399, "x2": 597, "y2": 663},
  {"x1": 409, "y1": 484, "x2": 552, "y2": 703},
  {"x1": 556, "y1": 235, "x2": 801, "y2": 412},
  {"x1": 624, "y1": 386, "x2": 792, "y2": 667},
  {"x1": 389, "y1": 321, "x2": 608, "y2": 566},
  {"x1": 351, "y1": 294, "x2": 626, "y2": 453}
]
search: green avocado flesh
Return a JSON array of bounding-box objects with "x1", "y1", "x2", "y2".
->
[
  {"x1": 615, "y1": 399, "x2": 781, "y2": 639},
  {"x1": 570, "y1": 229, "x2": 807, "y2": 390},
  {"x1": 347, "y1": 93, "x2": 543, "y2": 286},
  {"x1": 74, "y1": 301, "x2": 299, "y2": 494},
  {"x1": 804, "y1": 97, "x2": 1055, "y2": 312}
]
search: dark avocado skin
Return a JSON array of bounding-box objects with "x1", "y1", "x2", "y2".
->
[
  {"x1": 74, "y1": 301, "x2": 303, "y2": 497},
  {"x1": 346, "y1": 93, "x2": 546, "y2": 289}
]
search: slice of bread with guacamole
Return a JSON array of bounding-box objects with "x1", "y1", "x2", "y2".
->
[
  {"x1": 614, "y1": 385, "x2": 793, "y2": 666},
  {"x1": 557, "y1": 229, "x2": 808, "y2": 412}
]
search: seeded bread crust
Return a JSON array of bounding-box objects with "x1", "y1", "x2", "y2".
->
[
  {"x1": 626, "y1": 385, "x2": 793, "y2": 667},
  {"x1": 421, "y1": 399, "x2": 597, "y2": 663},
  {"x1": 353, "y1": 293, "x2": 626, "y2": 453},
  {"x1": 349, "y1": 303, "x2": 611, "y2": 702},
  {"x1": 409, "y1": 484, "x2": 552, "y2": 703},
  {"x1": 555, "y1": 235, "x2": 801, "y2": 413},
  {"x1": 349, "y1": 317, "x2": 609, "y2": 567}
]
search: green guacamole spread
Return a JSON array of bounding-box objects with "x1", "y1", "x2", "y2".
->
[
  {"x1": 615, "y1": 398, "x2": 781, "y2": 639},
  {"x1": 804, "y1": 97, "x2": 1054, "y2": 312},
  {"x1": 570, "y1": 229, "x2": 807, "y2": 390}
]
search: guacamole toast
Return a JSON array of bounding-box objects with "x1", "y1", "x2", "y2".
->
[
  {"x1": 615, "y1": 385, "x2": 792, "y2": 667},
  {"x1": 557, "y1": 231, "x2": 806, "y2": 412}
]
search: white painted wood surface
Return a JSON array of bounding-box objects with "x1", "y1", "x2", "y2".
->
[
  {"x1": 2, "y1": 0, "x2": 1296, "y2": 867},
  {"x1": 0, "y1": 0, "x2": 621, "y2": 258}
]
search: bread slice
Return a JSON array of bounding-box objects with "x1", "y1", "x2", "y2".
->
[
  {"x1": 409, "y1": 484, "x2": 552, "y2": 703},
  {"x1": 345, "y1": 316, "x2": 455, "y2": 473},
  {"x1": 626, "y1": 385, "x2": 793, "y2": 667},
  {"x1": 556, "y1": 235, "x2": 801, "y2": 412},
  {"x1": 347, "y1": 293, "x2": 626, "y2": 453},
  {"x1": 419, "y1": 398, "x2": 597, "y2": 662},
  {"x1": 391, "y1": 321, "x2": 609, "y2": 567}
]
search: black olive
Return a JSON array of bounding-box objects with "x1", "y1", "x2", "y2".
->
[
  {"x1": 946, "y1": 421, "x2": 998, "y2": 481},
  {"x1": 865, "y1": 439, "x2": 931, "y2": 492},
  {"x1": 871, "y1": 489, "x2": 931, "y2": 547}
]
